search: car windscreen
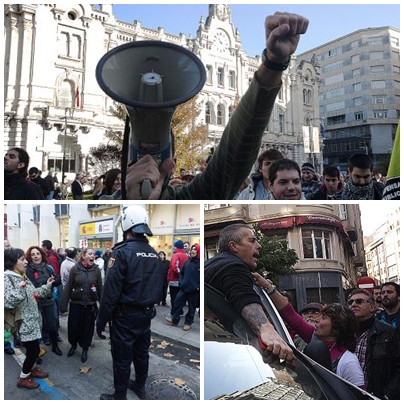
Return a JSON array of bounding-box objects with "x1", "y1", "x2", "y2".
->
[{"x1": 204, "y1": 283, "x2": 377, "y2": 400}]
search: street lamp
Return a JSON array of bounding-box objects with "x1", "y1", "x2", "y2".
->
[{"x1": 62, "y1": 107, "x2": 74, "y2": 185}]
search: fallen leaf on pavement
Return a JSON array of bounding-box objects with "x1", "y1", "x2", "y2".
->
[
  {"x1": 174, "y1": 378, "x2": 186, "y2": 386},
  {"x1": 190, "y1": 359, "x2": 200, "y2": 363},
  {"x1": 163, "y1": 353, "x2": 175, "y2": 358},
  {"x1": 157, "y1": 340, "x2": 171, "y2": 349},
  {"x1": 80, "y1": 367, "x2": 91, "y2": 373}
]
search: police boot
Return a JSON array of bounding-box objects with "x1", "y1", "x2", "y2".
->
[{"x1": 128, "y1": 379, "x2": 146, "y2": 400}]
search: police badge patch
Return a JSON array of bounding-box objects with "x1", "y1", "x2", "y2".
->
[{"x1": 108, "y1": 258, "x2": 115, "y2": 268}]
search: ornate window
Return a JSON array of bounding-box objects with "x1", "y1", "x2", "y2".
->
[
  {"x1": 217, "y1": 104, "x2": 225, "y2": 126},
  {"x1": 217, "y1": 67, "x2": 224, "y2": 87},
  {"x1": 302, "y1": 229, "x2": 331, "y2": 259}
]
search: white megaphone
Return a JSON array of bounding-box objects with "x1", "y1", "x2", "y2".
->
[{"x1": 96, "y1": 40, "x2": 206, "y2": 199}]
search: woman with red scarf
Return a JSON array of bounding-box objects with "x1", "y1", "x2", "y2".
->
[{"x1": 61, "y1": 248, "x2": 103, "y2": 363}]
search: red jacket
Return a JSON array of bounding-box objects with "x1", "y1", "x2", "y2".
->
[
  {"x1": 167, "y1": 248, "x2": 188, "y2": 284},
  {"x1": 47, "y1": 250, "x2": 60, "y2": 277}
]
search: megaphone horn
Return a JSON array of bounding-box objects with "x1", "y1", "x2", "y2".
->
[{"x1": 96, "y1": 41, "x2": 206, "y2": 199}]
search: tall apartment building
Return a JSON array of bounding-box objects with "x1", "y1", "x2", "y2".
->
[
  {"x1": 297, "y1": 27, "x2": 400, "y2": 174},
  {"x1": 365, "y1": 205, "x2": 400, "y2": 284},
  {"x1": 204, "y1": 204, "x2": 364, "y2": 311},
  {"x1": 4, "y1": 4, "x2": 320, "y2": 180}
]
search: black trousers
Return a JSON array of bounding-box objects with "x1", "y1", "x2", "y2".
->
[
  {"x1": 22, "y1": 339, "x2": 40, "y2": 374},
  {"x1": 111, "y1": 309, "x2": 154, "y2": 398},
  {"x1": 67, "y1": 303, "x2": 97, "y2": 349}
]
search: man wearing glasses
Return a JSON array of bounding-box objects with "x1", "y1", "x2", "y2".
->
[
  {"x1": 28, "y1": 166, "x2": 50, "y2": 199},
  {"x1": 347, "y1": 289, "x2": 399, "y2": 399}
]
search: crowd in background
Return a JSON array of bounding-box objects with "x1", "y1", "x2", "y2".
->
[{"x1": 4, "y1": 236, "x2": 200, "y2": 390}]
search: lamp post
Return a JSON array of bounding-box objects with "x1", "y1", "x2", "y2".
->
[{"x1": 61, "y1": 107, "x2": 74, "y2": 185}]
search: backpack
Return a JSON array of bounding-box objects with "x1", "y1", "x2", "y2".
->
[{"x1": 4, "y1": 275, "x2": 23, "y2": 335}]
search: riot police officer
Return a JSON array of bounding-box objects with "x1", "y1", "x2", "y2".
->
[{"x1": 97, "y1": 205, "x2": 165, "y2": 400}]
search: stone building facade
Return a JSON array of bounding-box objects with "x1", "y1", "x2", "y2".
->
[{"x1": 4, "y1": 4, "x2": 321, "y2": 181}]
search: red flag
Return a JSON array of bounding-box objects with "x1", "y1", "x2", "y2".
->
[{"x1": 75, "y1": 87, "x2": 80, "y2": 108}]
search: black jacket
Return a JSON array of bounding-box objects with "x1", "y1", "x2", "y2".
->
[
  {"x1": 205, "y1": 252, "x2": 261, "y2": 315},
  {"x1": 61, "y1": 262, "x2": 103, "y2": 310},
  {"x1": 26, "y1": 263, "x2": 61, "y2": 307},
  {"x1": 363, "y1": 317, "x2": 400, "y2": 399},
  {"x1": 5, "y1": 173, "x2": 44, "y2": 200},
  {"x1": 97, "y1": 235, "x2": 165, "y2": 327},
  {"x1": 31, "y1": 176, "x2": 50, "y2": 198},
  {"x1": 179, "y1": 257, "x2": 200, "y2": 293}
]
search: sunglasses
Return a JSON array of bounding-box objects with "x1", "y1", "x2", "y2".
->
[{"x1": 347, "y1": 298, "x2": 372, "y2": 306}]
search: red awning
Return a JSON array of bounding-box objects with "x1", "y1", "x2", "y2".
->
[
  {"x1": 204, "y1": 229, "x2": 221, "y2": 239},
  {"x1": 295, "y1": 215, "x2": 343, "y2": 231},
  {"x1": 259, "y1": 217, "x2": 294, "y2": 230}
]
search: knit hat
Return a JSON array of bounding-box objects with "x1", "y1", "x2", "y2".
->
[
  {"x1": 301, "y1": 162, "x2": 316, "y2": 175},
  {"x1": 94, "y1": 250, "x2": 102, "y2": 258},
  {"x1": 174, "y1": 240, "x2": 184, "y2": 249}
]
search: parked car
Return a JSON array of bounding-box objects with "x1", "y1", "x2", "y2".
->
[{"x1": 204, "y1": 284, "x2": 378, "y2": 400}]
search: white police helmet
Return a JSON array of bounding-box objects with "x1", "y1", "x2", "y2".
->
[{"x1": 121, "y1": 205, "x2": 153, "y2": 236}]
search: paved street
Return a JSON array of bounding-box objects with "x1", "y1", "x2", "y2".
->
[{"x1": 4, "y1": 302, "x2": 200, "y2": 400}]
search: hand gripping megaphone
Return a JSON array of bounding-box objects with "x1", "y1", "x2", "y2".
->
[{"x1": 96, "y1": 40, "x2": 206, "y2": 199}]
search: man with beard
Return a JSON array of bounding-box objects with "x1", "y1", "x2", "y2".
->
[
  {"x1": 341, "y1": 154, "x2": 384, "y2": 200},
  {"x1": 347, "y1": 289, "x2": 399, "y2": 399},
  {"x1": 379, "y1": 282, "x2": 400, "y2": 329},
  {"x1": 372, "y1": 286, "x2": 384, "y2": 314},
  {"x1": 4, "y1": 148, "x2": 43, "y2": 199},
  {"x1": 205, "y1": 223, "x2": 293, "y2": 362}
]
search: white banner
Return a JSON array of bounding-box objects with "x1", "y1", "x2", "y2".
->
[
  {"x1": 312, "y1": 127, "x2": 320, "y2": 153},
  {"x1": 302, "y1": 126, "x2": 311, "y2": 153}
]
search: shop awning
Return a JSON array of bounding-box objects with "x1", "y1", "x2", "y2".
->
[
  {"x1": 295, "y1": 215, "x2": 344, "y2": 231},
  {"x1": 204, "y1": 229, "x2": 221, "y2": 239},
  {"x1": 258, "y1": 217, "x2": 294, "y2": 230}
]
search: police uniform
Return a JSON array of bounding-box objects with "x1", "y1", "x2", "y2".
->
[{"x1": 97, "y1": 234, "x2": 165, "y2": 400}]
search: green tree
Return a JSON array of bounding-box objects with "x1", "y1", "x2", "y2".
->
[{"x1": 252, "y1": 223, "x2": 298, "y2": 284}]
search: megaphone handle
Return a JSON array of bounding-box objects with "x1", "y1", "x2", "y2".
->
[{"x1": 141, "y1": 179, "x2": 152, "y2": 200}]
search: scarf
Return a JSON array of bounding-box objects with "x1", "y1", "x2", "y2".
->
[
  {"x1": 341, "y1": 179, "x2": 375, "y2": 200},
  {"x1": 29, "y1": 261, "x2": 49, "y2": 280}
]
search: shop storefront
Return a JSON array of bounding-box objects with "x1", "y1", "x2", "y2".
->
[
  {"x1": 78, "y1": 215, "x2": 118, "y2": 251},
  {"x1": 149, "y1": 205, "x2": 200, "y2": 259}
]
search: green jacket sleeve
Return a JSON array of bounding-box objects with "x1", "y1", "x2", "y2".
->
[{"x1": 165, "y1": 74, "x2": 281, "y2": 200}]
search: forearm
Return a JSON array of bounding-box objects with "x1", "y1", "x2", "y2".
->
[
  {"x1": 256, "y1": 64, "x2": 283, "y2": 89},
  {"x1": 177, "y1": 76, "x2": 281, "y2": 200},
  {"x1": 241, "y1": 302, "x2": 273, "y2": 335}
]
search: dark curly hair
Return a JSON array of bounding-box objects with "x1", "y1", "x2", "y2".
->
[
  {"x1": 25, "y1": 246, "x2": 48, "y2": 264},
  {"x1": 322, "y1": 303, "x2": 358, "y2": 352}
]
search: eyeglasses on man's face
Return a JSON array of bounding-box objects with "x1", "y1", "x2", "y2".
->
[{"x1": 347, "y1": 298, "x2": 372, "y2": 306}]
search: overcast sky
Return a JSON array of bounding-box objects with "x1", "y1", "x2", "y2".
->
[{"x1": 359, "y1": 202, "x2": 400, "y2": 236}]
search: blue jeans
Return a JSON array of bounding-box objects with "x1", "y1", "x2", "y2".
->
[{"x1": 172, "y1": 290, "x2": 198, "y2": 325}]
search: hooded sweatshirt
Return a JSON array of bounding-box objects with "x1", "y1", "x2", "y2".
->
[{"x1": 179, "y1": 244, "x2": 200, "y2": 293}]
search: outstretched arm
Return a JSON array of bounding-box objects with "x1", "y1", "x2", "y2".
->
[{"x1": 241, "y1": 302, "x2": 293, "y2": 362}]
